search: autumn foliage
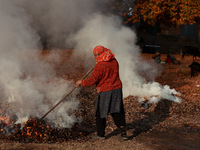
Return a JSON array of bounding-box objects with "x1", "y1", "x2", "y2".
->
[{"x1": 110, "y1": 0, "x2": 200, "y2": 26}]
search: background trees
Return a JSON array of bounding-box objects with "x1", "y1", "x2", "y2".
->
[
  {"x1": 108, "y1": 0, "x2": 200, "y2": 53},
  {"x1": 110, "y1": 0, "x2": 200, "y2": 29}
]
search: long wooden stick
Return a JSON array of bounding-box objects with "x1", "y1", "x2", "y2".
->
[{"x1": 41, "y1": 65, "x2": 95, "y2": 120}]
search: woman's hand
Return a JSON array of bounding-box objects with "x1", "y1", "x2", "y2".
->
[{"x1": 76, "y1": 80, "x2": 82, "y2": 87}]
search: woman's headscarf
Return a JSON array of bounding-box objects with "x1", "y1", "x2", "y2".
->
[{"x1": 93, "y1": 45, "x2": 115, "y2": 62}]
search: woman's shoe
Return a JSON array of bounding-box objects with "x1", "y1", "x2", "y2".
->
[
  {"x1": 119, "y1": 134, "x2": 129, "y2": 140},
  {"x1": 119, "y1": 126, "x2": 129, "y2": 140},
  {"x1": 91, "y1": 134, "x2": 106, "y2": 140}
]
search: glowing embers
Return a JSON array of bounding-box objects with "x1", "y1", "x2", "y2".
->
[
  {"x1": 21, "y1": 118, "x2": 45, "y2": 141},
  {"x1": 0, "y1": 110, "x2": 16, "y2": 136},
  {"x1": 0, "y1": 117, "x2": 87, "y2": 143}
]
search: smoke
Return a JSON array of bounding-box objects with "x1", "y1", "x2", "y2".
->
[
  {"x1": 0, "y1": 0, "x2": 181, "y2": 128},
  {"x1": 12, "y1": 0, "x2": 109, "y2": 49},
  {"x1": 70, "y1": 13, "x2": 181, "y2": 103},
  {"x1": 0, "y1": 0, "x2": 83, "y2": 128},
  {"x1": 70, "y1": 13, "x2": 181, "y2": 102}
]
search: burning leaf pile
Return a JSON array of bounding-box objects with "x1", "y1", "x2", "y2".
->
[
  {"x1": 0, "y1": 52, "x2": 199, "y2": 147},
  {"x1": 0, "y1": 118, "x2": 88, "y2": 143}
]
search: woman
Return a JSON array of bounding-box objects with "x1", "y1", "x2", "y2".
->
[{"x1": 76, "y1": 45, "x2": 128, "y2": 140}]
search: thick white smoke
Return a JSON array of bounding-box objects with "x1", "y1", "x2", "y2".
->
[
  {"x1": 0, "y1": 0, "x2": 181, "y2": 128},
  {"x1": 0, "y1": 0, "x2": 81, "y2": 128},
  {"x1": 70, "y1": 13, "x2": 181, "y2": 103}
]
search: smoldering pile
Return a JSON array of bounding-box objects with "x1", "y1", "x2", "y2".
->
[{"x1": 0, "y1": 118, "x2": 88, "y2": 143}]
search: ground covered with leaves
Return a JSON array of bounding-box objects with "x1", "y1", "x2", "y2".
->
[{"x1": 0, "y1": 51, "x2": 199, "y2": 150}]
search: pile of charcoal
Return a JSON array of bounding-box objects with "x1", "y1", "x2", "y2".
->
[{"x1": 0, "y1": 118, "x2": 88, "y2": 143}]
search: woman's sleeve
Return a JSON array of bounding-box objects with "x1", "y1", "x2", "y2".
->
[{"x1": 81, "y1": 64, "x2": 102, "y2": 87}]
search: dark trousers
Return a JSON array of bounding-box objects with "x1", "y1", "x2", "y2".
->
[{"x1": 96, "y1": 103, "x2": 126, "y2": 137}]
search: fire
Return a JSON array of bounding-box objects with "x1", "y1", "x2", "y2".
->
[
  {"x1": 0, "y1": 115, "x2": 14, "y2": 125},
  {"x1": 0, "y1": 117, "x2": 87, "y2": 142},
  {"x1": 21, "y1": 118, "x2": 45, "y2": 140},
  {"x1": 0, "y1": 116, "x2": 8, "y2": 122},
  {"x1": 26, "y1": 127, "x2": 32, "y2": 136}
]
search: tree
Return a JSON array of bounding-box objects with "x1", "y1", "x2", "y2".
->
[
  {"x1": 111, "y1": 0, "x2": 200, "y2": 27},
  {"x1": 108, "y1": 0, "x2": 136, "y2": 16}
]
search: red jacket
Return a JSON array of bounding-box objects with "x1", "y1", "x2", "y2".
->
[{"x1": 81, "y1": 58, "x2": 122, "y2": 93}]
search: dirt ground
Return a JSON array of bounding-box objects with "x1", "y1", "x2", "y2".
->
[{"x1": 0, "y1": 52, "x2": 200, "y2": 150}]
